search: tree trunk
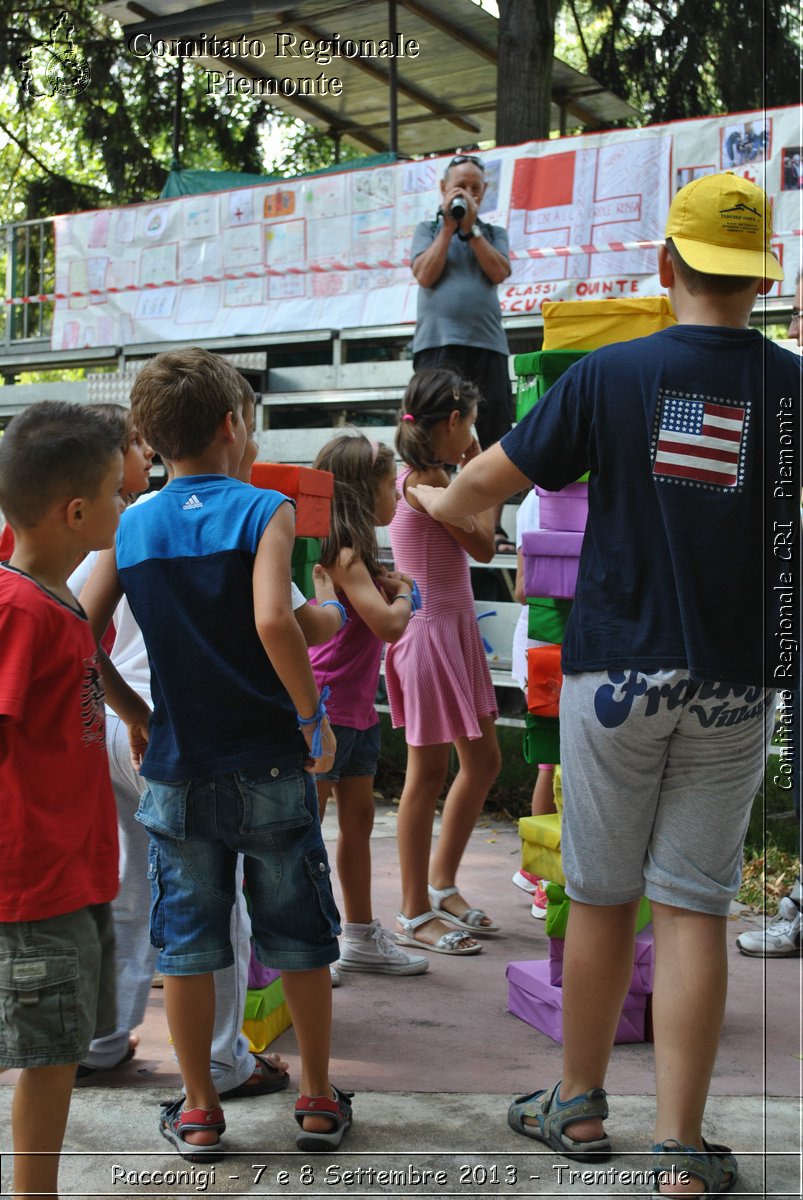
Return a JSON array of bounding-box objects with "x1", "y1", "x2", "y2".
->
[{"x1": 496, "y1": 0, "x2": 563, "y2": 146}]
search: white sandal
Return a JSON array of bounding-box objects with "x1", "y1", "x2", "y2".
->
[
  {"x1": 428, "y1": 885, "x2": 500, "y2": 933},
  {"x1": 395, "y1": 911, "x2": 482, "y2": 956}
]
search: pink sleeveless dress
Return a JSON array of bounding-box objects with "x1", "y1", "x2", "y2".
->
[{"x1": 385, "y1": 467, "x2": 497, "y2": 746}]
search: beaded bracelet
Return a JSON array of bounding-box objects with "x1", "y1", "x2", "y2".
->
[
  {"x1": 297, "y1": 685, "x2": 330, "y2": 757},
  {"x1": 320, "y1": 599, "x2": 348, "y2": 626}
]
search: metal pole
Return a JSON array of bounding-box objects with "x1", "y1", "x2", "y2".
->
[
  {"x1": 171, "y1": 57, "x2": 184, "y2": 170},
  {"x1": 388, "y1": 0, "x2": 398, "y2": 156}
]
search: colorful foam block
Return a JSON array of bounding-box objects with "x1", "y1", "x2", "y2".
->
[
  {"x1": 523, "y1": 713, "x2": 560, "y2": 766},
  {"x1": 519, "y1": 813, "x2": 562, "y2": 851},
  {"x1": 243, "y1": 976, "x2": 292, "y2": 1053},
  {"x1": 535, "y1": 482, "x2": 589, "y2": 533},
  {"x1": 527, "y1": 644, "x2": 563, "y2": 717},
  {"x1": 522, "y1": 530, "x2": 583, "y2": 600},
  {"x1": 247, "y1": 957, "x2": 281, "y2": 991},
  {"x1": 251, "y1": 463, "x2": 334, "y2": 537},
  {"x1": 548, "y1": 923, "x2": 655, "y2": 992},
  {"x1": 291, "y1": 536, "x2": 321, "y2": 597},
  {"x1": 519, "y1": 814, "x2": 565, "y2": 887},
  {"x1": 527, "y1": 596, "x2": 573, "y2": 644},
  {"x1": 545, "y1": 882, "x2": 653, "y2": 941},
  {"x1": 514, "y1": 350, "x2": 588, "y2": 422},
  {"x1": 507, "y1": 959, "x2": 647, "y2": 1044},
  {"x1": 541, "y1": 296, "x2": 676, "y2": 351}
]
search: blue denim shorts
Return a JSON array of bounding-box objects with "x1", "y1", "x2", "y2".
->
[
  {"x1": 137, "y1": 762, "x2": 341, "y2": 974},
  {"x1": 316, "y1": 722, "x2": 381, "y2": 782},
  {"x1": 0, "y1": 904, "x2": 115, "y2": 1068}
]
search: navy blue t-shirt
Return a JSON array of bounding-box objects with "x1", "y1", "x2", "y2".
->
[
  {"x1": 116, "y1": 474, "x2": 305, "y2": 780},
  {"x1": 502, "y1": 325, "x2": 802, "y2": 688}
]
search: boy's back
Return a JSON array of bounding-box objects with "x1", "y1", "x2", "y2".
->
[
  {"x1": 0, "y1": 565, "x2": 118, "y2": 921},
  {"x1": 116, "y1": 473, "x2": 304, "y2": 780}
]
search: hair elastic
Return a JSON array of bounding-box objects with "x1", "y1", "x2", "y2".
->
[
  {"x1": 401, "y1": 413, "x2": 415, "y2": 422},
  {"x1": 320, "y1": 599, "x2": 348, "y2": 627},
  {"x1": 368, "y1": 438, "x2": 379, "y2": 463},
  {"x1": 297, "y1": 685, "x2": 330, "y2": 757}
]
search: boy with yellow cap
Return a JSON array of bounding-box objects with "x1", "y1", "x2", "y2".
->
[{"x1": 410, "y1": 173, "x2": 801, "y2": 1196}]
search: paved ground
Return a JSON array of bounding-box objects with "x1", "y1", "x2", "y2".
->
[{"x1": 1, "y1": 805, "x2": 800, "y2": 1197}]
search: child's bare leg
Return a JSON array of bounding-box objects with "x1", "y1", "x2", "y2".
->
[
  {"x1": 395, "y1": 743, "x2": 462, "y2": 944},
  {"x1": 281, "y1": 967, "x2": 336, "y2": 1132},
  {"x1": 531, "y1": 765, "x2": 556, "y2": 816},
  {"x1": 333, "y1": 776, "x2": 375, "y2": 925},
  {"x1": 527, "y1": 899, "x2": 640, "y2": 1142},
  {"x1": 429, "y1": 717, "x2": 501, "y2": 924},
  {"x1": 316, "y1": 779, "x2": 332, "y2": 824},
  {"x1": 11, "y1": 1062, "x2": 76, "y2": 1200},
  {"x1": 162, "y1": 973, "x2": 219, "y2": 1147},
  {"x1": 650, "y1": 902, "x2": 728, "y2": 1196}
]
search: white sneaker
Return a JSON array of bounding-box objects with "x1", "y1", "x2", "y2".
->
[
  {"x1": 339, "y1": 919, "x2": 429, "y2": 975},
  {"x1": 329, "y1": 961, "x2": 342, "y2": 987},
  {"x1": 736, "y1": 896, "x2": 802, "y2": 957}
]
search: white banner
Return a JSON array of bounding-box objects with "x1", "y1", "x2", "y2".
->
[{"x1": 51, "y1": 105, "x2": 801, "y2": 351}]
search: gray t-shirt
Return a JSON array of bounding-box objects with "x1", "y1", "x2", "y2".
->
[{"x1": 411, "y1": 218, "x2": 509, "y2": 356}]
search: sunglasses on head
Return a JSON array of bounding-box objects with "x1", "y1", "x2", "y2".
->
[{"x1": 448, "y1": 155, "x2": 485, "y2": 171}]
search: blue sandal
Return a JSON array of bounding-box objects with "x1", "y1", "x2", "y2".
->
[
  {"x1": 649, "y1": 1139, "x2": 738, "y2": 1196},
  {"x1": 508, "y1": 1081, "x2": 612, "y2": 1161}
]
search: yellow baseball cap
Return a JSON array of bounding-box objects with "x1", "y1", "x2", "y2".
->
[{"x1": 665, "y1": 171, "x2": 783, "y2": 281}]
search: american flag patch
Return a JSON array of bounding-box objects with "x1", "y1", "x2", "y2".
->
[{"x1": 652, "y1": 392, "x2": 747, "y2": 488}]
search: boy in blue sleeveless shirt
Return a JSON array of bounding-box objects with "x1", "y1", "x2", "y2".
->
[
  {"x1": 410, "y1": 173, "x2": 801, "y2": 1197},
  {"x1": 84, "y1": 348, "x2": 352, "y2": 1159}
]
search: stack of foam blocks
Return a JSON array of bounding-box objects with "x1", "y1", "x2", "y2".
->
[
  {"x1": 243, "y1": 952, "x2": 293, "y2": 1053},
  {"x1": 250, "y1": 463, "x2": 334, "y2": 596}
]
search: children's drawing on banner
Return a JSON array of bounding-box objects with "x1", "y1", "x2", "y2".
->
[
  {"x1": 479, "y1": 158, "x2": 503, "y2": 215},
  {"x1": 113, "y1": 208, "x2": 136, "y2": 245},
  {"x1": 224, "y1": 189, "x2": 255, "y2": 227},
  {"x1": 140, "y1": 205, "x2": 170, "y2": 240},
  {"x1": 140, "y1": 242, "x2": 178, "y2": 288},
  {"x1": 106, "y1": 258, "x2": 137, "y2": 291},
  {"x1": 721, "y1": 119, "x2": 771, "y2": 169},
  {"x1": 135, "y1": 289, "x2": 177, "y2": 320},
  {"x1": 266, "y1": 219, "x2": 305, "y2": 267},
  {"x1": 307, "y1": 216, "x2": 350, "y2": 265},
  {"x1": 352, "y1": 209, "x2": 394, "y2": 263},
  {"x1": 68, "y1": 259, "x2": 89, "y2": 309},
  {"x1": 263, "y1": 188, "x2": 297, "y2": 221},
  {"x1": 222, "y1": 224, "x2": 262, "y2": 270},
  {"x1": 87, "y1": 256, "x2": 108, "y2": 303},
  {"x1": 180, "y1": 238, "x2": 222, "y2": 280},
  {"x1": 224, "y1": 278, "x2": 264, "y2": 307},
  {"x1": 88, "y1": 210, "x2": 111, "y2": 249},
  {"x1": 402, "y1": 160, "x2": 438, "y2": 194},
  {"x1": 176, "y1": 283, "x2": 221, "y2": 325},
  {"x1": 268, "y1": 273, "x2": 306, "y2": 300},
  {"x1": 397, "y1": 191, "x2": 434, "y2": 240},
  {"x1": 351, "y1": 167, "x2": 395, "y2": 212},
  {"x1": 781, "y1": 146, "x2": 802, "y2": 190},
  {"x1": 181, "y1": 195, "x2": 219, "y2": 240},
  {"x1": 305, "y1": 173, "x2": 347, "y2": 219}
]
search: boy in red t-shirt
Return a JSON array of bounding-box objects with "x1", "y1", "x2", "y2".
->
[{"x1": 0, "y1": 401, "x2": 150, "y2": 1200}]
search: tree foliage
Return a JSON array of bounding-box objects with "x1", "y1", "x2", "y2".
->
[{"x1": 563, "y1": 0, "x2": 801, "y2": 124}]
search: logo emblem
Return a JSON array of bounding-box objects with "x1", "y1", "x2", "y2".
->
[{"x1": 17, "y1": 11, "x2": 91, "y2": 101}]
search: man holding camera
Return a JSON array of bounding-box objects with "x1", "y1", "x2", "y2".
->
[{"x1": 411, "y1": 156, "x2": 514, "y2": 546}]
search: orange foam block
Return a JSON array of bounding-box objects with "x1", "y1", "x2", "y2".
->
[{"x1": 250, "y1": 463, "x2": 334, "y2": 538}]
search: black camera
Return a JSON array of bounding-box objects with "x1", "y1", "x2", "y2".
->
[{"x1": 448, "y1": 196, "x2": 467, "y2": 222}]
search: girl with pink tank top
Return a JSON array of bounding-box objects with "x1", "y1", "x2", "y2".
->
[
  {"x1": 309, "y1": 433, "x2": 429, "y2": 981},
  {"x1": 386, "y1": 368, "x2": 501, "y2": 958}
]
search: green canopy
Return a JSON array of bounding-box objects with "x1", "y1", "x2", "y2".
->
[{"x1": 160, "y1": 153, "x2": 400, "y2": 197}]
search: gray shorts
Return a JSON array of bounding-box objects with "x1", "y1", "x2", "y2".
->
[
  {"x1": 0, "y1": 903, "x2": 116, "y2": 1068},
  {"x1": 560, "y1": 671, "x2": 776, "y2": 916}
]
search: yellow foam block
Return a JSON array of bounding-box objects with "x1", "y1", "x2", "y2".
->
[
  {"x1": 542, "y1": 297, "x2": 676, "y2": 350},
  {"x1": 553, "y1": 765, "x2": 563, "y2": 813},
  {"x1": 522, "y1": 842, "x2": 565, "y2": 887},
  {"x1": 243, "y1": 1002, "x2": 292, "y2": 1053},
  {"x1": 519, "y1": 813, "x2": 562, "y2": 850}
]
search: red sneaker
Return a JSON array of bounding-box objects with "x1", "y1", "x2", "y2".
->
[
  {"x1": 530, "y1": 881, "x2": 549, "y2": 919},
  {"x1": 512, "y1": 869, "x2": 541, "y2": 894}
]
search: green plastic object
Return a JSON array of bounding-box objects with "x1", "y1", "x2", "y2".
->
[
  {"x1": 527, "y1": 596, "x2": 573, "y2": 643},
  {"x1": 291, "y1": 537, "x2": 321, "y2": 597},
  {"x1": 514, "y1": 350, "x2": 589, "y2": 422},
  {"x1": 545, "y1": 883, "x2": 652, "y2": 941},
  {"x1": 523, "y1": 713, "x2": 560, "y2": 765}
]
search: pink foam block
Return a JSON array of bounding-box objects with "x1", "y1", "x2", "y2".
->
[
  {"x1": 547, "y1": 924, "x2": 655, "y2": 993},
  {"x1": 535, "y1": 483, "x2": 589, "y2": 533},
  {"x1": 522, "y1": 530, "x2": 583, "y2": 600},
  {"x1": 506, "y1": 959, "x2": 647, "y2": 1044}
]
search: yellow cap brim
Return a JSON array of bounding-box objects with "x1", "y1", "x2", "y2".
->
[{"x1": 672, "y1": 234, "x2": 784, "y2": 282}]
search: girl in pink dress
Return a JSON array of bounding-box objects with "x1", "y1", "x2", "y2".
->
[
  {"x1": 310, "y1": 433, "x2": 428, "y2": 981},
  {"x1": 387, "y1": 368, "x2": 501, "y2": 956}
]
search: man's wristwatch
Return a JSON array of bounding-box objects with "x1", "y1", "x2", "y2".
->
[{"x1": 458, "y1": 224, "x2": 481, "y2": 241}]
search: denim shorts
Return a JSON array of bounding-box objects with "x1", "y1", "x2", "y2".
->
[
  {"x1": 316, "y1": 722, "x2": 381, "y2": 782},
  {"x1": 0, "y1": 904, "x2": 115, "y2": 1068},
  {"x1": 137, "y1": 761, "x2": 341, "y2": 974}
]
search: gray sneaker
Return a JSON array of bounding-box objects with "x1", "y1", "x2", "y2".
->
[
  {"x1": 736, "y1": 896, "x2": 802, "y2": 957},
  {"x1": 339, "y1": 919, "x2": 429, "y2": 975}
]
